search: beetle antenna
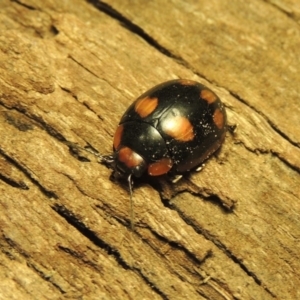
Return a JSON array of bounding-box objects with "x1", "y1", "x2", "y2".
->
[{"x1": 128, "y1": 174, "x2": 134, "y2": 231}]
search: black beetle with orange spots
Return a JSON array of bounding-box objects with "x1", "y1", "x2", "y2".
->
[{"x1": 102, "y1": 79, "x2": 227, "y2": 229}]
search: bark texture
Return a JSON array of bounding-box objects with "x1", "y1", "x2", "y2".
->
[{"x1": 0, "y1": 0, "x2": 300, "y2": 299}]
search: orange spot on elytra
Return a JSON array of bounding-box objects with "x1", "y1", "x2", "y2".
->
[
  {"x1": 113, "y1": 125, "x2": 124, "y2": 150},
  {"x1": 135, "y1": 96, "x2": 158, "y2": 118},
  {"x1": 118, "y1": 147, "x2": 144, "y2": 168},
  {"x1": 200, "y1": 89, "x2": 217, "y2": 104},
  {"x1": 163, "y1": 116, "x2": 194, "y2": 142},
  {"x1": 213, "y1": 109, "x2": 225, "y2": 129},
  {"x1": 178, "y1": 79, "x2": 196, "y2": 86},
  {"x1": 148, "y1": 158, "x2": 173, "y2": 176}
]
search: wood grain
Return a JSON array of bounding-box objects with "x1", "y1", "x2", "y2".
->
[{"x1": 0, "y1": 0, "x2": 299, "y2": 299}]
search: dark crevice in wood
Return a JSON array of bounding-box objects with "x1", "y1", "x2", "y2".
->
[
  {"x1": 263, "y1": 0, "x2": 298, "y2": 22},
  {"x1": 66, "y1": 142, "x2": 109, "y2": 164},
  {"x1": 94, "y1": 1, "x2": 213, "y2": 88},
  {"x1": 59, "y1": 86, "x2": 105, "y2": 123},
  {"x1": 135, "y1": 228, "x2": 215, "y2": 290},
  {"x1": 88, "y1": 0, "x2": 214, "y2": 89},
  {"x1": 1, "y1": 101, "x2": 95, "y2": 163},
  {"x1": 0, "y1": 101, "x2": 67, "y2": 143},
  {"x1": 203, "y1": 194, "x2": 235, "y2": 211},
  {"x1": 272, "y1": 151, "x2": 300, "y2": 173},
  {"x1": 167, "y1": 240, "x2": 207, "y2": 265},
  {"x1": 2, "y1": 236, "x2": 30, "y2": 259},
  {"x1": 237, "y1": 139, "x2": 300, "y2": 174},
  {"x1": 57, "y1": 245, "x2": 83, "y2": 259},
  {"x1": 81, "y1": 101, "x2": 105, "y2": 122},
  {"x1": 131, "y1": 269, "x2": 168, "y2": 300},
  {"x1": 63, "y1": 202, "x2": 169, "y2": 299},
  {"x1": 11, "y1": 0, "x2": 36, "y2": 10},
  {"x1": 53, "y1": 203, "x2": 168, "y2": 299},
  {"x1": 225, "y1": 249, "x2": 276, "y2": 298},
  {"x1": 30, "y1": 115, "x2": 67, "y2": 142},
  {"x1": 50, "y1": 25, "x2": 59, "y2": 36},
  {"x1": 68, "y1": 55, "x2": 100, "y2": 79},
  {"x1": 98, "y1": 204, "x2": 132, "y2": 228},
  {"x1": 267, "y1": 120, "x2": 299, "y2": 148},
  {"x1": 174, "y1": 210, "x2": 276, "y2": 298},
  {"x1": 197, "y1": 290, "x2": 215, "y2": 300},
  {"x1": 162, "y1": 190, "x2": 234, "y2": 213},
  {"x1": 229, "y1": 90, "x2": 300, "y2": 148},
  {"x1": 67, "y1": 144, "x2": 91, "y2": 162},
  {"x1": 142, "y1": 227, "x2": 210, "y2": 266},
  {"x1": 0, "y1": 173, "x2": 29, "y2": 190},
  {"x1": 87, "y1": 0, "x2": 177, "y2": 59},
  {"x1": 59, "y1": 243, "x2": 165, "y2": 297},
  {"x1": 27, "y1": 262, "x2": 67, "y2": 294},
  {"x1": 1, "y1": 236, "x2": 66, "y2": 293},
  {"x1": 4, "y1": 103, "x2": 89, "y2": 156},
  {"x1": 52, "y1": 204, "x2": 130, "y2": 270},
  {"x1": 0, "y1": 149, "x2": 58, "y2": 199},
  {"x1": 155, "y1": 176, "x2": 235, "y2": 212},
  {"x1": 57, "y1": 244, "x2": 103, "y2": 271},
  {"x1": 201, "y1": 277, "x2": 241, "y2": 300},
  {"x1": 3, "y1": 111, "x2": 34, "y2": 132}
]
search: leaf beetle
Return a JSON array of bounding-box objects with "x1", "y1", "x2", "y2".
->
[{"x1": 103, "y1": 79, "x2": 227, "y2": 229}]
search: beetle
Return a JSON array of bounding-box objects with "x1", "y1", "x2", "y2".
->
[{"x1": 102, "y1": 79, "x2": 227, "y2": 228}]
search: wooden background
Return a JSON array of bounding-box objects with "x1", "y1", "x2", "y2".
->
[{"x1": 1, "y1": 0, "x2": 300, "y2": 299}]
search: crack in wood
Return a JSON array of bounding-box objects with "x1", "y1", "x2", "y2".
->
[
  {"x1": 0, "y1": 172, "x2": 29, "y2": 190},
  {"x1": 59, "y1": 86, "x2": 106, "y2": 123},
  {"x1": 235, "y1": 140, "x2": 300, "y2": 174},
  {"x1": 52, "y1": 203, "x2": 168, "y2": 299},
  {"x1": 11, "y1": 0, "x2": 36, "y2": 11},
  {"x1": 27, "y1": 262, "x2": 67, "y2": 294},
  {"x1": 176, "y1": 215, "x2": 277, "y2": 298},
  {"x1": 196, "y1": 271, "x2": 237, "y2": 300},
  {"x1": 68, "y1": 55, "x2": 100, "y2": 79},
  {"x1": 88, "y1": 0, "x2": 176, "y2": 59},
  {"x1": 0, "y1": 149, "x2": 58, "y2": 199},
  {"x1": 0, "y1": 103, "x2": 67, "y2": 143},
  {"x1": 225, "y1": 248, "x2": 276, "y2": 298},
  {"x1": 131, "y1": 267, "x2": 168, "y2": 300},
  {"x1": 264, "y1": 0, "x2": 298, "y2": 22},
  {"x1": 86, "y1": 1, "x2": 223, "y2": 87},
  {"x1": 52, "y1": 204, "x2": 131, "y2": 267},
  {"x1": 138, "y1": 225, "x2": 211, "y2": 266},
  {"x1": 1, "y1": 236, "x2": 67, "y2": 294},
  {"x1": 229, "y1": 90, "x2": 300, "y2": 148},
  {"x1": 157, "y1": 176, "x2": 236, "y2": 211},
  {"x1": 56, "y1": 244, "x2": 104, "y2": 272}
]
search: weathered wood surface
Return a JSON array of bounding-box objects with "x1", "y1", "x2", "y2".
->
[{"x1": 1, "y1": 0, "x2": 300, "y2": 299}]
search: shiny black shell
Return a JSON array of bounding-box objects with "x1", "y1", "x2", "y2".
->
[{"x1": 112, "y1": 79, "x2": 227, "y2": 177}]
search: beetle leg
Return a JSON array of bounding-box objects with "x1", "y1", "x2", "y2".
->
[{"x1": 101, "y1": 154, "x2": 114, "y2": 164}]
